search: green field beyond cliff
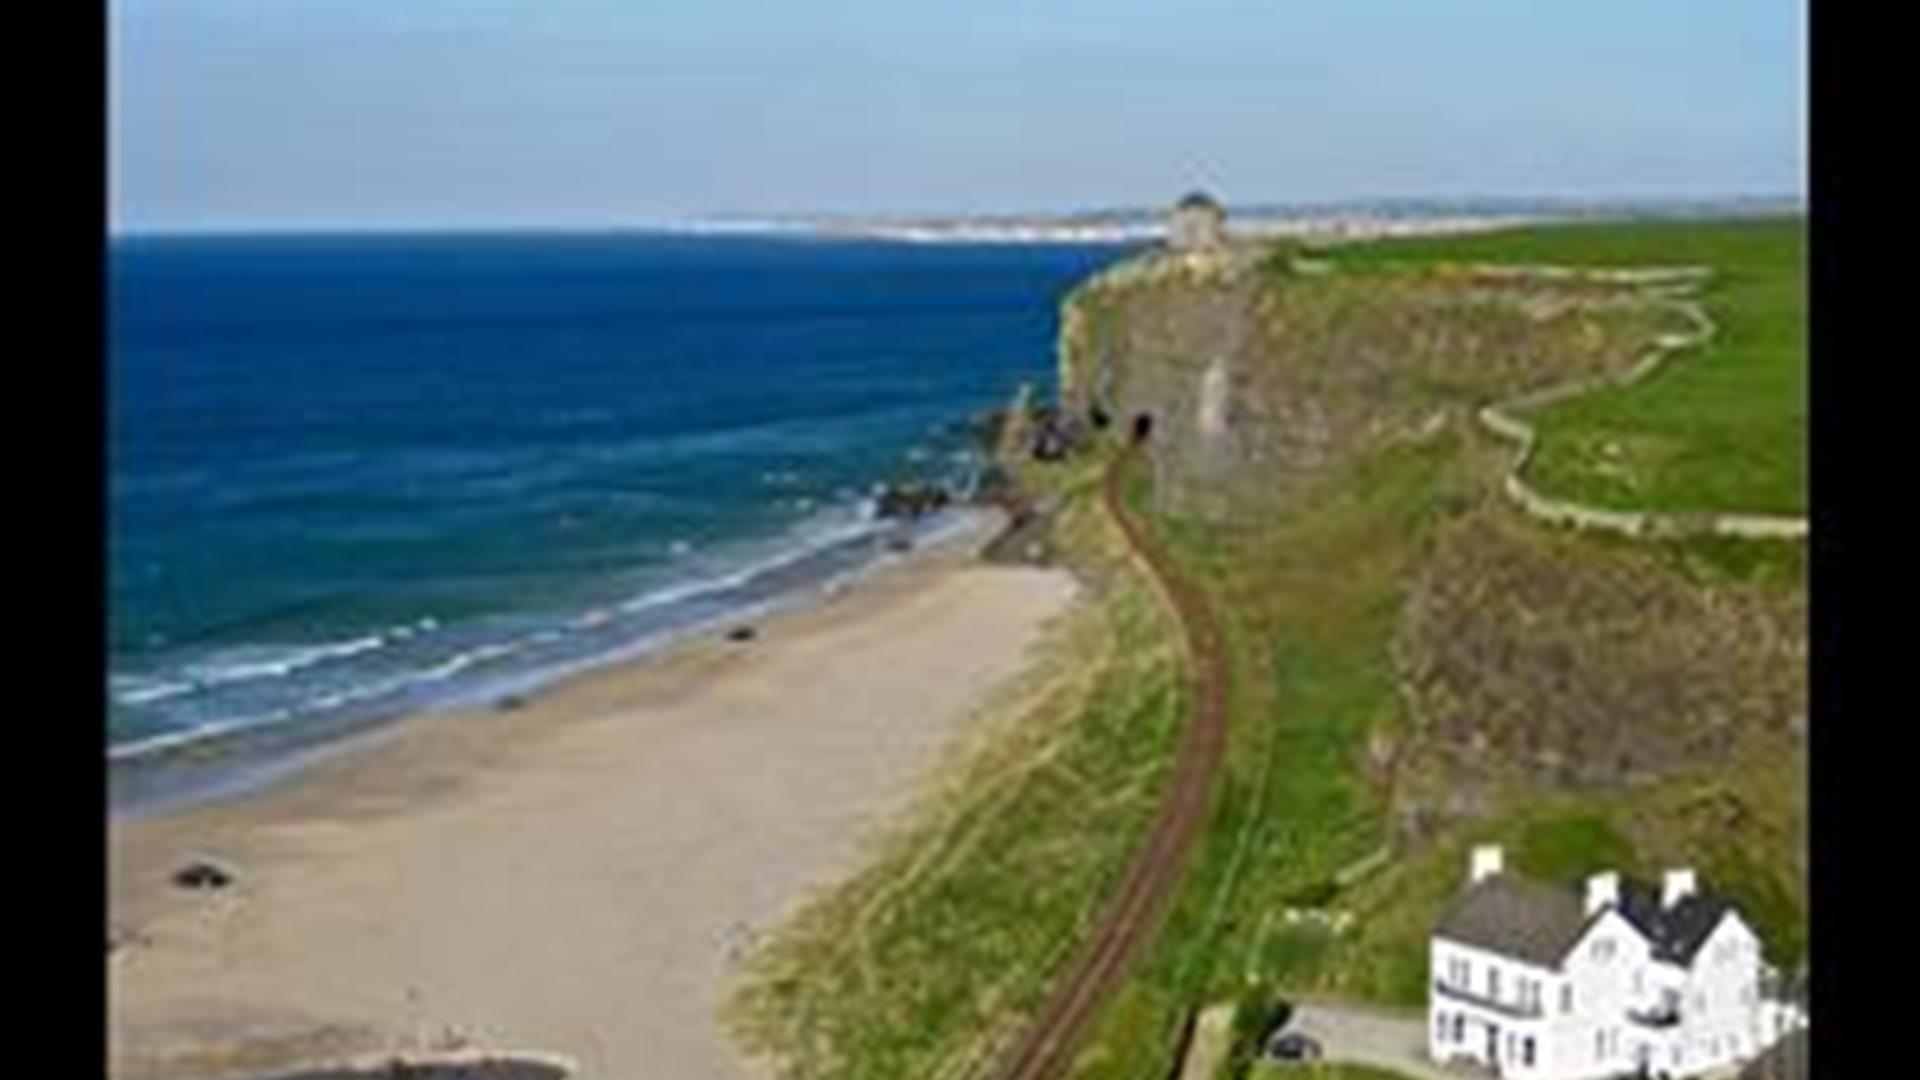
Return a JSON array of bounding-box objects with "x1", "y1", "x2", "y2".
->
[
  {"x1": 726, "y1": 217, "x2": 1807, "y2": 1080},
  {"x1": 1333, "y1": 217, "x2": 1806, "y2": 515}
]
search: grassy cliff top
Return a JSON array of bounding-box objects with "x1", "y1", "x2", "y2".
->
[{"x1": 1329, "y1": 217, "x2": 1806, "y2": 516}]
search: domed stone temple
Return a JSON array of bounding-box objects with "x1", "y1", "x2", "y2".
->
[{"x1": 1167, "y1": 190, "x2": 1227, "y2": 252}]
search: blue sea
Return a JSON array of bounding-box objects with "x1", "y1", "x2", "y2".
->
[{"x1": 109, "y1": 232, "x2": 1124, "y2": 806}]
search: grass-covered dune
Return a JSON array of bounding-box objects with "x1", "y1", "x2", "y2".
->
[{"x1": 724, "y1": 454, "x2": 1187, "y2": 1080}]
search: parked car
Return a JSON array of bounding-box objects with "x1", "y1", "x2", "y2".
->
[{"x1": 1262, "y1": 1031, "x2": 1322, "y2": 1062}]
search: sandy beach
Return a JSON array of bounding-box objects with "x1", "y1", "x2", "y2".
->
[{"x1": 108, "y1": 518, "x2": 1079, "y2": 1080}]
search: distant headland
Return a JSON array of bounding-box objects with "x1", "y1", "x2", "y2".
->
[{"x1": 672, "y1": 193, "x2": 1802, "y2": 245}]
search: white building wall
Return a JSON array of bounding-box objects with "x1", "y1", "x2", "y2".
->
[
  {"x1": 1553, "y1": 910, "x2": 1654, "y2": 1080},
  {"x1": 1429, "y1": 937, "x2": 1559, "y2": 1079},
  {"x1": 1670, "y1": 914, "x2": 1767, "y2": 1076}
]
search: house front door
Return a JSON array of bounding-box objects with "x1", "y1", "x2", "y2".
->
[{"x1": 1487, "y1": 1022, "x2": 1501, "y2": 1066}]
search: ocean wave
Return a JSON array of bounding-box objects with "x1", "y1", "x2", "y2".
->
[
  {"x1": 609, "y1": 512, "x2": 887, "y2": 620},
  {"x1": 108, "y1": 504, "x2": 955, "y2": 768},
  {"x1": 417, "y1": 641, "x2": 524, "y2": 683},
  {"x1": 111, "y1": 675, "x2": 198, "y2": 707},
  {"x1": 107, "y1": 707, "x2": 296, "y2": 762},
  {"x1": 107, "y1": 638, "x2": 527, "y2": 763},
  {"x1": 179, "y1": 633, "x2": 390, "y2": 689},
  {"x1": 110, "y1": 618, "x2": 444, "y2": 710}
]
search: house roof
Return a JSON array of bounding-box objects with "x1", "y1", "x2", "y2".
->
[
  {"x1": 1435, "y1": 873, "x2": 1735, "y2": 970},
  {"x1": 1176, "y1": 190, "x2": 1223, "y2": 212},
  {"x1": 1434, "y1": 875, "x2": 1591, "y2": 968},
  {"x1": 1613, "y1": 878, "x2": 1735, "y2": 966}
]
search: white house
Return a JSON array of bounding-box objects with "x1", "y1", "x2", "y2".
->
[{"x1": 1428, "y1": 845, "x2": 1806, "y2": 1080}]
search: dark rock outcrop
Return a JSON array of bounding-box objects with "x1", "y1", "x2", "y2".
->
[
  {"x1": 1027, "y1": 407, "x2": 1084, "y2": 462},
  {"x1": 872, "y1": 482, "x2": 952, "y2": 520}
]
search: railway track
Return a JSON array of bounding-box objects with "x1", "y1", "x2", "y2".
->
[{"x1": 987, "y1": 443, "x2": 1232, "y2": 1080}]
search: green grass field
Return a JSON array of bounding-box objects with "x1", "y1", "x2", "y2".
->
[
  {"x1": 1065, "y1": 430, "x2": 1488, "y2": 1076},
  {"x1": 1331, "y1": 217, "x2": 1806, "y2": 516}
]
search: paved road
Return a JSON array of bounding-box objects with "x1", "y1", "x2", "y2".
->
[
  {"x1": 987, "y1": 444, "x2": 1233, "y2": 1080},
  {"x1": 1288, "y1": 1002, "x2": 1462, "y2": 1080}
]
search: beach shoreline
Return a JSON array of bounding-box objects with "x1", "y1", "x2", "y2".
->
[
  {"x1": 109, "y1": 506, "x2": 998, "y2": 820},
  {"x1": 108, "y1": 511, "x2": 1081, "y2": 1080}
]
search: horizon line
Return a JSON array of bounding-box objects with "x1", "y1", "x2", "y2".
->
[{"x1": 109, "y1": 190, "x2": 1806, "y2": 240}]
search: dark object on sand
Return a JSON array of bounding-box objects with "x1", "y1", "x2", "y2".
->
[
  {"x1": 495, "y1": 694, "x2": 528, "y2": 712},
  {"x1": 726, "y1": 625, "x2": 758, "y2": 643},
  {"x1": 172, "y1": 858, "x2": 236, "y2": 891},
  {"x1": 872, "y1": 482, "x2": 952, "y2": 520},
  {"x1": 887, "y1": 535, "x2": 914, "y2": 553}
]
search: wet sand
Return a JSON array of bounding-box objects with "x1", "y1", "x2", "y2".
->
[{"x1": 108, "y1": 519, "x2": 1079, "y2": 1080}]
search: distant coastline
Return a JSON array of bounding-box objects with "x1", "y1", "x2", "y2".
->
[
  {"x1": 671, "y1": 193, "x2": 1805, "y2": 246},
  {"x1": 110, "y1": 194, "x2": 1802, "y2": 244}
]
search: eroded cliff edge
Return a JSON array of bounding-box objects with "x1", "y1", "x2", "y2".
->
[{"x1": 1058, "y1": 243, "x2": 1686, "y2": 521}]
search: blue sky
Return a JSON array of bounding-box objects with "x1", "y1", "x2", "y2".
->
[{"x1": 110, "y1": 0, "x2": 1805, "y2": 231}]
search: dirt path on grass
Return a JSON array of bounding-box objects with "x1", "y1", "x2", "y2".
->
[
  {"x1": 988, "y1": 444, "x2": 1232, "y2": 1080},
  {"x1": 1468, "y1": 264, "x2": 1807, "y2": 541}
]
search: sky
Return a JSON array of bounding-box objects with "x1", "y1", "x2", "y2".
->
[{"x1": 109, "y1": 0, "x2": 1806, "y2": 232}]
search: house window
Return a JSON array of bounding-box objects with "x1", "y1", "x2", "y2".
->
[
  {"x1": 1453, "y1": 1015, "x2": 1465, "y2": 1043},
  {"x1": 1594, "y1": 1030, "x2": 1605, "y2": 1061},
  {"x1": 1523, "y1": 1037, "x2": 1536, "y2": 1066},
  {"x1": 1488, "y1": 967, "x2": 1501, "y2": 1001},
  {"x1": 1436, "y1": 1012, "x2": 1448, "y2": 1043},
  {"x1": 1449, "y1": 957, "x2": 1470, "y2": 987},
  {"x1": 1594, "y1": 938, "x2": 1615, "y2": 962},
  {"x1": 1562, "y1": 984, "x2": 1573, "y2": 1013}
]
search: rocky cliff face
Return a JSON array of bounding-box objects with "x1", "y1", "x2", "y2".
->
[{"x1": 1058, "y1": 245, "x2": 1678, "y2": 521}]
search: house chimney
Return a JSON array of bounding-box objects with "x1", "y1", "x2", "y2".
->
[
  {"x1": 1469, "y1": 844, "x2": 1504, "y2": 885},
  {"x1": 1662, "y1": 868, "x2": 1698, "y2": 908},
  {"x1": 1585, "y1": 871, "x2": 1619, "y2": 915}
]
